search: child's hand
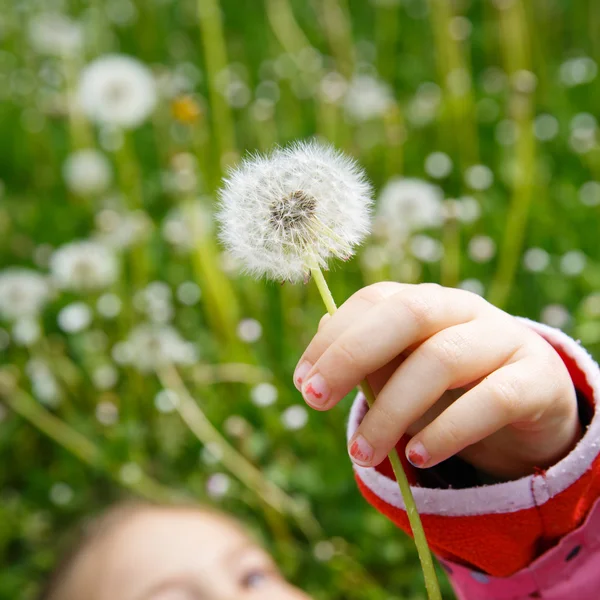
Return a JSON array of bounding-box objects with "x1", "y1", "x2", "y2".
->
[{"x1": 294, "y1": 282, "x2": 581, "y2": 480}]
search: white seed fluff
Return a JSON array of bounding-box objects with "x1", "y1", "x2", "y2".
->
[
  {"x1": 50, "y1": 241, "x2": 119, "y2": 292},
  {"x1": 63, "y1": 149, "x2": 112, "y2": 196},
  {"x1": 77, "y1": 54, "x2": 157, "y2": 129},
  {"x1": 375, "y1": 177, "x2": 444, "y2": 240},
  {"x1": 0, "y1": 269, "x2": 50, "y2": 321},
  {"x1": 217, "y1": 141, "x2": 372, "y2": 282}
]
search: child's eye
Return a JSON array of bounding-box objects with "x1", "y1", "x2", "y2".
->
[{"x1": 240, "y1": 568, "x2": 269, "y2": 589}]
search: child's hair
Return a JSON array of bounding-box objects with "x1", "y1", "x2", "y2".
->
[{"x1": 38, "y1": 500, "x2": 234, "y2": 600}]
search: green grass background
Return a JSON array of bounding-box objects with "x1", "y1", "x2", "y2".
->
[{"x1": 1, "y1": 0, "x2": 600, "y2": 598}]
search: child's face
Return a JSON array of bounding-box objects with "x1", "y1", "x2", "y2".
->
[{"x1": 67, "y1": 507, "x2": 312, "y2": 600}]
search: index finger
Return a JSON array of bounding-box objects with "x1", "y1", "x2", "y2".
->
[{"x1": 298, "y1": 285, "x2": 486, "y2": 410}]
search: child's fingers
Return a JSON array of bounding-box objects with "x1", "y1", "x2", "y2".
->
[
  {"x1": 404, "y1": 358, "x2": 548, "y2": 469},
  {"x1": 294, "y1": 282, "x2": 406, "y2": 389},
  {"x1": 298, "y1": 285, "x2": 484, "y2": 410},
  {"x1": 347, "y1": 319, "x2": 521, "y2": 466}
]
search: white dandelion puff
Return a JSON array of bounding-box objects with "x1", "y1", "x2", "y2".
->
[
  {"x1": 116, "y1": 324, "x2": 197, "y2": 373},
  {"x1": 0, "y1": 269, "x2": 50, "y2": 321},
  {"x1": 77, "y1": 54, "x2": 157, "y2": 129},
  {"x1": 28, "y1": 13, "x2": 83, "y2": 57},
  {"x1": 343, "y1": 75, "x2": 394, "y2": 122},
  {"x1": 57, "y1": 302, "x2": 93, "y2": 333},
  {"x1": 63, "y1": 149, "x2": 112, "y2": 196},
  {"x1": 217, "y1": 141, "x2": 372, "y2": 282},
  {"x1": 375, "y1": 178, "x2": 444, "y2": 241},
  {"x1": 50, "y1": 241, "x2": 119, "y2": 292}
]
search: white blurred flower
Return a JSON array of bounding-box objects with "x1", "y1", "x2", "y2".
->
[
  {"x1": 92, "y1": 365, "x2": 118, "y2": 390},
  {"x1": 464, "y1": 165, "x2": 493, "y2": 191},
  {"x1": 450, "y1": 196, "x2": 481, "y2": 224},
  {"x1": 0, "y1": 269, "x2": 50, "y2": 321},
  {"x1": 425, "y1": 152, "x2": 453, "y2": 179},
  {"x1": 534, "y1": 114, "x2": 559, "y2": 141},
  {"x1": 13, "y1": 318, "x2": 41, "y2": 347},
  {"x1": 458, "y1": 279, "x2": 484, "y2": 296},
  {"x1": 50, "y1": 241, "x2": 119, "y2": 292},
  {"x1": 217, "y1": 141, "x2": 372, "y2": 282},
  {"x1": 154, "y1": 389, "x2": 179, "y2": 413},
  {"x1": 375, "y1": 178, "x2": 444, "y2": 240},
  {"x1": 95, "y1": 209, "x2": 152, "y2": 249},
  {"x1": 313, "y1": 540, "x2": 336, "y2": 562},
  {"x1": 406, "y1": 82, "x2": 441, "y2": 127},
  {"x1": 468, "y1": 235, "x2": 496, "y2": 263},
  {"x1": 63, "y1": 150, "x2": 112, "y2": 196},
  {"x1": 117, "y1": 324, "x2": 197, "y2": 373},
  {"x1": 409, "y1": 235, "x2": 443, "y2": 263},
  {"x1": 28, "y1": 13, "x2": 82, "y2": 57},
  {"x1": 119, "y1": 462, "x2": 142, "y2": 485},
  {"x1": 134, "y1": 282, "x2": 173, "y2": 324},
  {"x1": 177, "y1": 281, "x2": 201, "y2": 306},
  {"x1": 560, "y1": 250, "x2": 586, "y2": 276},
  {"x1": 206, "y1": 473, "x2": 230, "y2": 499},
  {"x1": 250, "y1": 382, "x2": 278, "y2": 407},
  {"x1": 281, "y1": 405, "x2": 308, "y2": 430},
  {"x1": 523, "y1": 247, "x2": 550, "y2": 272},
  {"x1": 77, "y1": 55, "x2": 157, "y2": 129},
  {"x1": 560, "y1": 57, "x2": 597, "y2": 87},
  {"x1": 58, "y1": 302, "x2": 92, "y2": 333},
  {"x1": 224, "y1": 415, "x2": 250, "y2": 438},
  {"x1": 237, "y1": 318, "x2": 262, "y2": 343},
  {"x1": 49, "y1": 483, "x2": 73, "y2": 506},
  {"x1": 26, "y1": 359, "x2": 60, "y2": 405},
  {"x1": 580, "y1": 181, "x2": 600, "y2": 206},
  {"x1": 162, "y1": 202, "x2": 213, "y2": 253},
  {"x1": 541, "y1": 304, "x2": 571, "y2": 329},
  {"x1": 96, "y1": 400, "x2": 119, "y2": 425},
  {"x1": 343, "y1": 75, "x2": 394, "y2": 121},
  {"x1": 97, "y1": 293, "x2": 122, "y2": 318}
]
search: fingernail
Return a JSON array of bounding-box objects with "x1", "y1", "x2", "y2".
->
[
  {"x1": 406, "y1": 441, "x2": 430, "y2": 468},
  {"x1": 349, "y1": 435, "x2": 374, "y2": 466},
  {"x1": 293, "y1": 361, "x2": 312, "y2": 391},
  {"x1": 302, "y1": 373, "x2": 330, "y2": 407}
]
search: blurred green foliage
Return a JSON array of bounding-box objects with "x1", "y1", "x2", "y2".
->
[{"x1": 0, "y1": 0, "x2": 599, "y2": 598}]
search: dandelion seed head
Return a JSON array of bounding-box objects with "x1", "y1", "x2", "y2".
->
[
  {"x1": 206, "y1": 473, "x2": 230, "y2": 499},
  {"x1": 281, "y1": 404, "x2": 309, "y2": 430},
  {"x1": 0, "y1": 269, "x2": 50, "y2": 321},
  {"x1": 58, "y1": 302, "x2": 92, "y2": 333},
  {"x1": 93, "y1": 365, "x2": 118, "y2": 391},
  {"x1": 49, "y1": 482, "x2": 74, "y2": 506},
  {"x1": 217, "y1": 141, "x2": 372, "y2": 282},
  {"x1": 63, "y1": 149, "x2": 112, "y2": 196},
  {"x1": 13, "y1": 318, "x2": 41, "y2": 347},
  {"x1": 96, "y1": 400, "x2": 119, "y2": 425},
  {"x1": 77, "y1": 54, "x2": 157, "y2": 129},
  {"x1": 50, "y1": 241, "x2": 119, "y2": 292},
  {"x1": 375, "y1": 178, "x2": 444, "y2": 241},
  {"x1": 541, "y1": 304, "x2": 571, "y2": 329},
  {"x1": 117, "y1": 324, "x2": 197, "y2": 373}
]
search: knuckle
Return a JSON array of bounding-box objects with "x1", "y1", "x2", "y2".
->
[
  {"x1": 439, "y1": 417, "x2": 463, "y2": 449},
  {"x1": 491, "y1": 378, "x2": 522, "y2": 416},
  {"x1": 427, "y1": 331, "x2": 468, "y2": 370},
  {"x1": 331, "y1": 338, "x2": 364, "y2": 370},
  {"x1": 394, "y1": 292, "x2": 436, "y2": 329}
]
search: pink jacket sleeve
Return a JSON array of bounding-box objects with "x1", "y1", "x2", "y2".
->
[{"x1": 347, "y1": 319, "x2": 600, "y2": 600}]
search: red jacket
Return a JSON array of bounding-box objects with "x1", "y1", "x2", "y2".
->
[{"x1": 348, "y1": 319, "x2": 600, "y2": 599}]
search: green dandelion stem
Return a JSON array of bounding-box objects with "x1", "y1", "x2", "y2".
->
[{"x1": 309, "y1": 264, "x2": 442, "y2": 600}]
